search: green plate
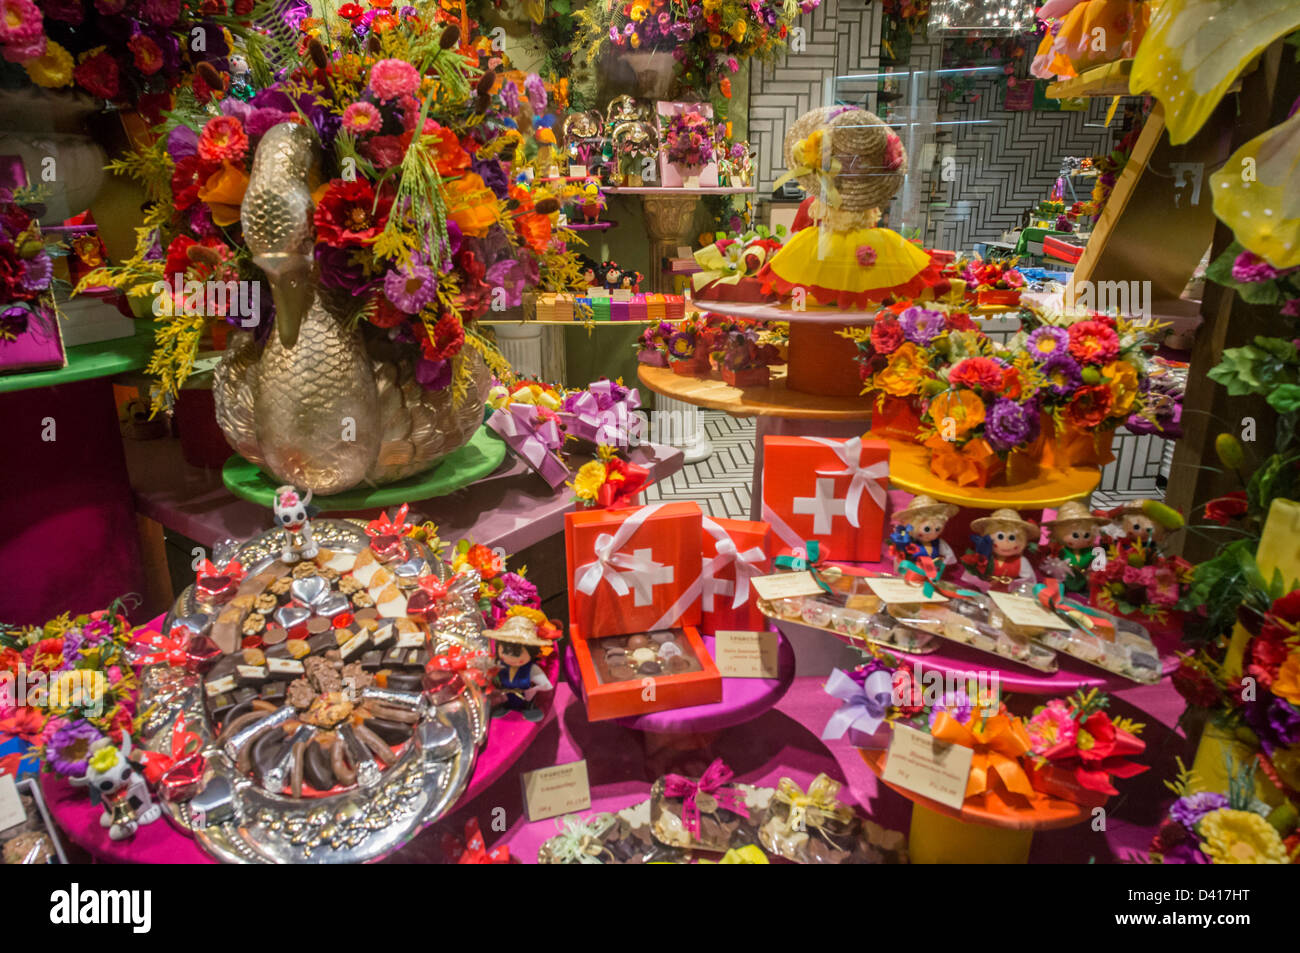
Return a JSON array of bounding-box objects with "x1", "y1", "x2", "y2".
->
[{"x1": 221, "y1": 425, "x2": 508, "y2": 510}]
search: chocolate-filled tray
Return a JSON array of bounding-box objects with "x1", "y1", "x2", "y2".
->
[{"x1": 135, "y1": 518, "x2": 490, "y2": 864}]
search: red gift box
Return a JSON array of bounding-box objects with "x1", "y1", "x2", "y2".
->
[
  {"x1": 699, "y1": 516, "x2": 771, "y2": 635},
  {"x1": 760, "y1": 435, "x2": 890, "y2": 561},
  {"x1": 565, "y1": 502, "x2": 703, "y2": 638},
  {"x1": 569, "y1": 623, "x2": 721, "y2": 720}
]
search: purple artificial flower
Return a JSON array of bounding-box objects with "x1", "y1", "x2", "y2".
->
[
  {"x1": 415, "y1": 357, "x2": 451, "y2": 390},
  {"x1": 1025, "y1": 325, "x2": 1069, "y2": 362},
  {"x1": 523, "y1": 74, "x2": 548, "y2": 114},
  {"x1": 985, "y1": 398, "x2": 1036, "y2": 449},
  {"x1": 315, "y1": 245, "x2": 376, "y2": 297},
  {"x1": 0, "y1": 304, "x2": 29, "y2": 341},
  {"x1": 167, "y1": 125, "x2": 199, "y2": 160},
  {"x1": 898, "y1": 306, "x2": 944, "y2": 345},
  {"x1": 485, "y1": 258, "x2": 527, "y2": 309},
  {"x1": 384, "y1": 255, "x2": 438, "y2": 312},
  {"x1": 1169, "y1": 791, "x2": 1229, "y2": 829},
  {"x1": 80, "y1": 618, "x2": 114, "y2": 644},
  {"x1": 18, "y1": 252, "x2": 52, "y2": 292},
  {"x1": 1232, "y1": 250, "x2": 1280, "y2": 284},
  {"x1": 497, "y1": 571, "x2": 539, "y2": 608},
  {"x1": 609, "y1": 25, "x2": 620, "y2": 42},
  {"x1": 246, "y1": 109, "x2": 298, "y2": 139},
  {"x1": 46, "y1": 720, "x2": 103, "y2": 777},
  {"x1": 1244, "y1": 695, "x2": 1300, "y2": 757},
  {"x1": 473, "y1": 156, "x2": 509, "y2": 201},
  {"x1": 60, "y1": 629, "x2": 85, "y2": 667},
  {"x1": 1040, "y1": 352, "x2": 1083, "y2": 397},
  {"x1": 928, "y1": 689, "x2": 973, "y2": 729},
  {"x1": 188, "y1": 204, "x2": 218, "y2": 240},
  {"x1": 500, "y1": 79, "x2": 520, "y2": 114}
]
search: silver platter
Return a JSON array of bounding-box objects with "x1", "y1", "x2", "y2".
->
[{"x1": 136, "y1": 519, "x2": 489, "y2": 864}]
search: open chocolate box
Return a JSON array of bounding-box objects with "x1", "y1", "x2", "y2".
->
[{"x1": 569, "y1": 623, "x2": 722, "y2": 721}]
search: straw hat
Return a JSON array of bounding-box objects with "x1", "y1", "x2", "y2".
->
[
  {"x1": 782, "y1": 106, "x2": 906, "y2": 213},
  {"x1": 489, "y1": 615, "x2": 553, "y2": 648},
  {"x1": 1042, "y1": 499, "x2": 1108, "y2": 530},
  {"x1": 970, "y1": 508, "x2": 1038, "y2": 537},
  {"x1": 893, "y1": 494, "x2": 959, "y2": 526}
]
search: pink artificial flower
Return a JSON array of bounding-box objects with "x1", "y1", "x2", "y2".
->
[
  {"x1": 1, "y1": 33, "x2": 42, "y2": 61},
  {"x1": 1027, "y1": 698, "x2": 1079, "y2": 758},
  {"x1": 882, "y1": 132, "x2": 904, "y2": 172},
  {"x1": 856, "y1": 244, "x2": 877, "y2": 267},
  {"x1": 342, "y1": 101, "x2": 382, "y2": 134},
  {"x1": 369, "y1": 58, "x2": 420, "y2": 102},
  {"x1": 0, "y1": 0, "x2": 42, "y2": 47},
  {"x1": 1283, "y1": 298, "x2": 1300, "y2": 318}
]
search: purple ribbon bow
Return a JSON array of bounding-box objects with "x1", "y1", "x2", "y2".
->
[
  {"x1": 487, "y1": 404, "x2": 570, "y2": 487},
  {"x1": 662, "y1": 758, "x2": 749, "y2": 837},
  {"x1": 821, "y1": 668, "x2": 894, "y2": 742}
]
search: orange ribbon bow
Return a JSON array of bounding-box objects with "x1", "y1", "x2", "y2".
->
[{"x1": 929, "y1": 710, "x2": 1036, "y2": 806}]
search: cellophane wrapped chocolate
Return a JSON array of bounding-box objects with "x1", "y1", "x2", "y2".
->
[
  {"x1": 757, "y1": 571, "x2": 936, "y2": 652},
  {"x1": 757, "y1": 774, "x2": 908, "y2": 864},
  {"x1": 1, "y1": 785, "x2": 58, "y2": 865},
  {"x1": 536, "y1": 804, "x2": 690, "y2": 864},
  {"x1": 649, "y1": 760, "x2": 764, "y2": 853}
]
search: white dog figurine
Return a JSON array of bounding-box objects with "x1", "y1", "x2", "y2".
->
[
  {"x1": 70, "y1": 735, "x2": 162, "y2": 842},
  {"x1": 273, "y1": 485, "x2": 319, "y2": 562}
]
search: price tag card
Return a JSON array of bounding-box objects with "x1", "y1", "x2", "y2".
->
[
  {"x1": 751, "y1": 571, "x2": 824, "y2": 601},
  {"x1": 880, "y1": 723, "x2": 973, "y2": 811},
  {"x1": 587, "y1": 288, "x2": 610, "y2": 298},
  {"x1": 522, "y1": 760, "x2": 592, "y2": 822},
  {"x1": 989, "y1": 592, "x2": 1072, "y2": 630},
  {"x1": 0, "y1": 775, "x2": 27, "y2": 833},
  {"x1": 714, "y1": 630, "x2": 779, "y2": 678},
  {"x1": 676, "y1": 245, "x2": 693, "y2": 259},
  {"x1": 569, "y1": 164, "x2": 588, "y2": 178},
  {"x1": 866, "y1": 577, "x2": 949, "y2": 604},
  {"x1": 611, "y1": 289, "x2": 634, "y2": 302}
]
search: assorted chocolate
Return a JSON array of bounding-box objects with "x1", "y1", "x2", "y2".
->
[{"x1": 591, "y1": 630, "x2": 703, "y2": 684}]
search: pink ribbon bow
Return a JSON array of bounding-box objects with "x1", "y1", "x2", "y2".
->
[{"x1": 662, "y1": 758, "x2": 749, "y2": 837}]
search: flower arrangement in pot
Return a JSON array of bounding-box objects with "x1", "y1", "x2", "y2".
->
[
  {"x1": 82, "y1": 6, "x2": 586, "y2": 496},
  {"x1": 665, "y1": 314, "x2": 713, "y2": 375},
  {"x1": 715, "y1": 322, "x2": 779, "y2": 387},
  {"x1": 635, "y1": 320, "x2": 674, "y2": 366},
  {"x1": 662, "y1": 109, "x2": 714, "y2": 179},
  {"x1": 961, "y1": 256, "x2": 1025, "y2": 308}
]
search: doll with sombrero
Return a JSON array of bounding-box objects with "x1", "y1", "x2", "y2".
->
[
  {"x1": 959, "y1": 508, "x2": 1040, "y2": 593},
  {"x1": 758, "y1": 106, "x2": 942, "y2": 308},
  {"x1": 489, "y1": 612, "x2": 557, "y2": 722},
  {"x1": 888, "y1": 494, "x2": 960, "y2": 578},
  {"x1": 1105, "y1": 499, "x2": 1168, "y2": 551},
  {"x1": 1040, "y1": 499, "x2": 1109, "y2": 595}
]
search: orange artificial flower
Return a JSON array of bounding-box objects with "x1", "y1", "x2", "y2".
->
[
  {"x1": 516, "y1": 212, "x2": 552, "y2": 254},
  {"x1": 927, "y1": 388, "x2": 986, "y2": 438},
  {"x1": 425, "y1": 122, "x2": 471, "y2": 177},
  {"x1": 197, "y1": 161, "x2": 250, "y2": 226},
  {"x1": 443, "y1": 173, "x2": 498, "y2": 237}
]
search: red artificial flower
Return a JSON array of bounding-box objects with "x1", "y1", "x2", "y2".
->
[
  {"x1": 368, "y1": 296, "x2": 407, "y2": 329},
  {"x1": 233, "y1": 0, "x2": 254, "y2": 13},
  {"x1": 515, "y1": 212, "x2": 551, "y2": 255},
  {"x1": 719, "y1": 77, "x2": 732, "y2": 98},
  {"x1": 421, "y1": 312, "x2": 464, "y2": 361},
  {"x1": 127, "y1": 34, "x2": 164, "y2": 76},
  {"x1": 0, "y1": 646, "x2": 22, "y2": 677},
  {"x1": 363, "y1": 134, "x2": 405, "y2": 170},
  {"x1": 164, "y1": 235, "x2": 199, "y2": 279},
  {"x1": 890, "y1": 667, "x2": 924, "y2": 715},
  {"x1": 338, "y1": 2, "x2": 364, "y2": 18},
  {"x1": 1065, "y1": 384, "x2": 1113, "y2": 428},
  {"x1": 1203, "y1": 491, "x2": 1248, "y2": 526},
  {"x1": 1246, "y1": 630, "x2": 1290, "y2": 687},
  {"x1": 199, "y1": 0, "x2": 226, "y2": 13},
  {"x1": 870, "y1": 317, "x2": 903, "y2": 354},
  {"x1": 313, "y1": 179, "x2": 393, "y2": 246},
  {"x1": 1171, "y1": 661, "x2": 1219, "y2": 708},
  {"x1": 948, "y1": 356, "x2": 1005, "y2": 391},
  {"x1": 1067, "y1": 319, "x2": 1121, "y2": 364},
  {"x1": 1001, "y1": 365, "x2": 1023, "y2": 400},
  {"x1": 192, "y1": 71, "x2": 218, "y2": 104},
  {"x1": 1267, "y1": 589, "x2": 1300, "y2": 624},
  {"x1": 73, "y1": 50, "x2": 121, "y2": 100},
  {"x1": 422, "y1": 122, "x2": 471, "y2": 177},
  {"x1": 198, "y1": 116, "x2": 249, "y2": 164},
  {"x1": 945, "y1": 311, "x2": 976, "y2": 332},
  {"x1": 171, "y1": 154, "x2": 214, "y2": 211},
  {"x1": 1152, "y1": 817, "x2": 1189, "y2": 851}
]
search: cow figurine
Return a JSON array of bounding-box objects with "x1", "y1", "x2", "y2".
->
[
  {"x1": 273, "y1": 485, "x2": 319, "y2": 563},
  {"x1": 69, "y1": 734, "x2": 162, "y2": 841}
]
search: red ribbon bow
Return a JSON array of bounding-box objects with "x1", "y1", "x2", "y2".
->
[
  {"x1": 902, "y1": 555, "x2": 940, "y2": 587},
  {"x1": 135, "y1": 626, "x2": 192, "y2": 667},
  {"x1": 366, "y1": 503, "x2": 412, "y2": 538},
  {"x1": 1036, "y1": 577, "x2": 1064, "y2": 610},
  {"x1": 662, "y1": 758, "x2": 749, "y2": 838},
  {"x1": 138, "y1": 718, "x2": 204, "y2": 788},
  {"x1": 454, "y1": 818, "x2": 510, "y2": 864},
  {"x1": 195, "y1": 558, "x2": 245, "y2": 581},
  {"x1": 426, "y1": 645, "x2": 493, "y2": 688},
  {"x1": 595, "y1": 458, "x2": 650, "y2": 509}
]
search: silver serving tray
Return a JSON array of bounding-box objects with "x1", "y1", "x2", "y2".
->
[{"x1": 135, "y1": 519, "x2": 489, "y2": 864}]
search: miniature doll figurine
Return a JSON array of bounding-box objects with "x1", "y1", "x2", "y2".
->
[
  {"x1": 1041, "y1": 500, "x2": 1109, "y2": 594},
  {"x1": 888, "y1": 495, "x2": 959, "y2": 577},
  {"x1": 600, "y1": 261, "x2": 623, "y2": 290},
  {"x1": 490, "y1": 615, "x2": 556, "y2": 722},
  {"x1": 69, "y1": 735, "x2": 162, "y2": 841},
  {"x1": 961, "y1": 508, "x2": 1040, "y2": 593},
  {"x1": 1107, "y1": 500, "x2": 1166, "y2": 551},
  {"x1": 273, "y1": 485, "x2": 319, "y2": 563}
]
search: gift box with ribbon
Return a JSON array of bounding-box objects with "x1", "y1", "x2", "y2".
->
[
  {"x1": 760, "y1": 435, "x2": 891, "y2": 561},
  {"x1": 699, "y1": 516, "x2": 770, "y2": 634},
  {"x1": 568, "y1": 620, "x2": 720, "y2": 720},
  {"x1": 486, "y1": 402, "x2": 570, "y2": 488},
  {"x1": 559, "y1": 379, "x2": 642, "y2": 447},
  {"x1": 565, "y1": 501, "x2": 703, "y2": 637}
]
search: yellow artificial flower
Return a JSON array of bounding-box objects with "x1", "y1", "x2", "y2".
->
[
  {"x1": 873, "y1": 342, "x2": 930, "y2": 397},
  {"x1": 23, "y1": 41, "x2": 75, "y2": 88},
  {"x1": 570, "y1": 461, "x2": 608, "y2": 501},
  {"x1": 629, "y1": 32, "x2": 641, "y2": 48},
  {"x1": 793, "y1": 129, "x2": 826, "y2": 168},
  {"x1": 708, "y1": 32, "x2": 722, "y2": 48},
  {"x1": 629, "y1": 1, "x2": 649, "y2": 21},
  {"x1": 1273, "y1": 650, "x2": 1300, "y2": 706},
  {"x1": 1198, "y1": 809, "x2": 1289, "y2": 864},
  {"x1": 507, "y1": 605, "x2": 547, "y2": 625},
  {"x1": 1102, "y1": 360, "x2": 1139, "y2": 416},
  {"x1": 730, "y1": 19, "x2": 746, "y2": 41}
]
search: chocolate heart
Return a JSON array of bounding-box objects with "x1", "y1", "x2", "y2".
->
[
  {"x1": 275, "y1": 605, "x2": 311, "y2": 630},
  {"x1": 290, "y1": 576, "x2": 328, "y2": 606},
  {"x1": 405, "y1": 589, "x2": 436, "y2": 622},
  {"x1": 314, "y1": 592, "x2": 350, "y2": 618},
  {"x1": 184, "y1": 635, "x2": 223, "y2": 674},
  {"x1": 195, "y1": 575, "x2": 236, "y2": 605},
  {"x1": 370, "y1": 534, "x2": 407, "y2": 563}
]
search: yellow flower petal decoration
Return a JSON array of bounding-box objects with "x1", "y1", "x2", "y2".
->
[
  {"x1": 1130, "y1": 0, "x2": 1300, "y2": 145},
  {"x1": 1209, "y1": 106, "x2": 1300, "y2": 268},
  {"x1": 22, "y1": 40, "x2": 75, "y2": 88},
  {"x1": 1198, "y1": 808, "x2": 1289, "y2": 864}
]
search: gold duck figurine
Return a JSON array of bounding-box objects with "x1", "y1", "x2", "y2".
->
[{"x1": 213, "y1": 123, "x2": 489, "y2": 495}]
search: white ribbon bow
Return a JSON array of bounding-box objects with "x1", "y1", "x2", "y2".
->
[
  {"x1": 574, "y1": 503, "x2": 667, "y2": 599},
  {"x1": 700, "y1": 516, "x2": 767, "y2": 610},
  {"x1": 809, "y1": 436, "x2": 888, "y2": 529}
]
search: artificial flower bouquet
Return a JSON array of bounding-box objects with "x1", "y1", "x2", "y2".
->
[
  {"x1": 567, "y1": 444, "x2": 650, "y2": 508},
  {"x1": 0, "y1": 602, "x2": 137, "y2": 781},
  {"x1": 635, "y1": 320, "x2": 674, "y2": 366},
  {"x1": 662, "y1": 312, "x2": 716, "y2": 375},
  {"x1": 1150, "y1": 760, "x2": 1296, "y2": 864},
  {"x1": 691, "y1": 225, "x2": 786, "y2": 303},
  {"x1": 661, "y1": 109, "x2": 714, "y2": 169},
  {"x1": 0, "y1": 184, "x2": 65, "y2": 374},
  {"x1": 84, "y1": 6, "x2": 584, "y2": 412},
  {"x1": 960, "y1": 255, "x2": 1025, "y2": 308},
  {"x1": 1090, "y1": 533, "x2": 1193, "y2": 627},
  {"x1": 714, "y1": 321, "x2": 780, "y2": 387},
  {"x1": 1024, "y1": 689, "x2": 1147, "y2": 808},
  {"x1": 716, "y1": 139, "x2": 754, "y2": 187}
]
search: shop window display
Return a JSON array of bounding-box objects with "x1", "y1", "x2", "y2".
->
[{"x1": 0, "y1": 0, "x2": 1296, "y2": 898}]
